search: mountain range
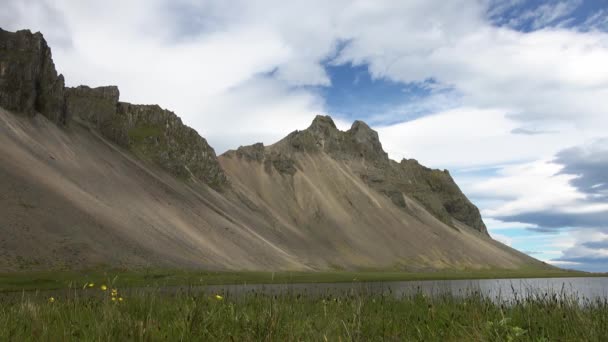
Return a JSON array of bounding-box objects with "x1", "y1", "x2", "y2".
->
[{"x1": 0, "y1": 28, "x2": 548, "y2": 272}]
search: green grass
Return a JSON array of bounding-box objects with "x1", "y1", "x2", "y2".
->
[
  {"x1": 1, "y1": 286, "x2": 606, "y2": 341},
  {"x1": 0, "y1": 268, "x2": 601, "y2": 293}
]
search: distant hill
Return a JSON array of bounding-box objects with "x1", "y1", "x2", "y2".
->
[{"x1": 0, "y1": 28, "x2": 549, "y2": 272}]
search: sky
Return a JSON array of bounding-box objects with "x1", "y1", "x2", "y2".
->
[{"x1": 2, "y1": 0, "x2": 608, "y2": 272}]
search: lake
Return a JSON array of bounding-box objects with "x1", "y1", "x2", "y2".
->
[
  {"x1": 195, "y1": 277, "x2": 608, "y2": 303},
  {"x1": 3, "y1": 277, "x2": 607, "y2": 304}
]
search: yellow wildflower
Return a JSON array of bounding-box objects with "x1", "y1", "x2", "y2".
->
[
  {"x1": 87, "y1": 283, "x2": 95, "y2": 288},
  {"x1": 111, "y1": 297, "x2": 116, "y2": 301},
  {"x1": 118, "y1": 297, "x2": 124, "y2": 302},
  {"x1": 48, "y1": 297, "x2": 55, "y2": 303},
  {"x1": 100, "y1": 284, "x2": 108, "y2": 291},
  {"x1": 215, "y1": 294, "x2": 223, "y2": 301}
]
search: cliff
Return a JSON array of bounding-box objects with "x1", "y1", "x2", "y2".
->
[
  {"x1": 0, "y1": 29, "x2": 65, "y2": 124},
  {"x1": 0, "y1": 28, "x2": 227, "y2": 190}
]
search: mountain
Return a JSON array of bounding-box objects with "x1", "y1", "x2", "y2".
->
[{"x1": 0, "y1": 28, "x2": 547, "y2": 272}]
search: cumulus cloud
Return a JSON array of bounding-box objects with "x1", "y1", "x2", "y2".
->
[
  {"x1": 483, "y1": 140, "x2": 608, "y2": 229},
  {"x1": 552, "y1": 229, "x2": 608, "y2": 272},
  {"x1": 583, "y1": 239, "x2": 608, "y2": 249},
  {"x1": 555, "y1": 139, "x2": 608, "y2": 196},
  {"x1": 4, "y1": 0, "x2": 608, "y2": 154},
  {"x1": 456, "y1": 140, "x2": 608, "y2": 271},
  {"x1": 376, "y1": 108, "x2": 594, "y2": 168}
]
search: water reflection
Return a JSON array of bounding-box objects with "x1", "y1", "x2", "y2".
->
[
  {"x1": 198, "y1": 277, "x2": 608, "y2": 303},
  {"x1": 2, "y1": 277, "x2": 606, "y2": 304}
]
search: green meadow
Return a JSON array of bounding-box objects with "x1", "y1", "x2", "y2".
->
[
  {"x1": 1, "y1": 269, "x2": 607, "y2": 340},
  {"x1": 1, "y1": 285, "x2": 606, "y2": 341}
]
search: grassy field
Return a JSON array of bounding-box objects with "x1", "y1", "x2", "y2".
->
[
  {"x1": 0, "y1": 268, "x2": 600, "y2": 292},
  {"x1": 1, "y1": 285, "x2": 606, "y2": 341}
]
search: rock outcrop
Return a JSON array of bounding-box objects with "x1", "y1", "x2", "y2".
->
[
  {"x1": 64, "y1": 86, "x2": 227, "y2": 188},
  {"x1": 226, "y1": 115, "x2": 488, "y2": 235},
  {"x1": 280, "y1": 115, "x2": 388, "y2": 163},
  {"x1": 65, "y1": 85, "x2": 120, "y2": 126},
  {"x1": 102, "y1": 102, "x2": 227, "y2": 188},
  {"x1": 0, "y1": 28, "x2": 65, "y2": 124},
  {"x1": 0, "y1": 28, "x2": 227, "y2": 190}
]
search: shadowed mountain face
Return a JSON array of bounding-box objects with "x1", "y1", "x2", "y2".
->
[{"x1": 0, "y1": 28, "x2": 545, "y2": 271}]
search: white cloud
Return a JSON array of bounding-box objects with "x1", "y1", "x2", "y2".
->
[
  {"x1": 375, "y1": 107, "x2": 593, "y2": 168},
  {"x1": 4, "y1": 0, "x2": 608, "y2": 156},
  {"x1": 472, "y1": 160, "x2": 583, "y2": 217},
  {"x1": 491, "y1": 233, "x2": 513, "y2": 246},
  {"x1": 195, "y1": 77, "x2": 326, "y2": 152},
  {"x1": 582, "y1": 10, "x2": 608, "y2": 32},
  {"x1": 545, "y1": 260, "x2": 580, "y2": 266},
  {"x1": 509, "y1": 0, "x2": 582, "y2": 30},
  {"x1": 484, "y1": 218, "x2": 537, "y2": 231}
]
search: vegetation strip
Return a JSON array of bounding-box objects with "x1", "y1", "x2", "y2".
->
[
  {"x1": 1, "y1": 286, "x2": 606, "y2": 340},
  {"x1": 0, "y1": 269, "x2": 602, "y2": 292}
]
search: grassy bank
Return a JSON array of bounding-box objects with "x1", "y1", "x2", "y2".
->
[
  {"x1": 0, "y1": 268, "x2": 598, "y2": 292},
  {"x1": 1, "y1": 286, "x2": 606, "y2": 341}
]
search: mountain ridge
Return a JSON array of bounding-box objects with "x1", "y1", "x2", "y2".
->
[
  {"x1": 0, "y1": 27, "x2": 545, "y2": 272},
  {"x1": 225, "y1": 115, "x2": 487, "y2": 234}
]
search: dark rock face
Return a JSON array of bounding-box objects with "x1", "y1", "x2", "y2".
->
[
  {"x1": 264, "y1": 151, "x2": 297, "y2": 175},
  {"x1": 0, "y1": 28, "x2": 65, "y2": 124},
  {"x1": 99, "y1": 103, "x2": 227, "y2": 189},
  {"x1": 397, "y1": 160, "x2": 487, "y2": 233},
  {"x1": 0, "y1": 28, "x2": 227, "y2": 190},
  {"x1": 235, "y1": 143, "x2": 266, "y2": 162},
  {"x1": 374, "y1": 159, "x2": 488, "y2": 234},
  {"x1": 284, "y1": 115, "x2": 389, "y2": 164},
  {"x1": 65, "y1": 86, "x2": 119, "y2": 126},
  {"x1": 225, "y1": 143, "x2": 297, "y2": 176}
]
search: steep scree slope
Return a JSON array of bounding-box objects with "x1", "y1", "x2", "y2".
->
[{"x1": 226, "y1": 115, "x2": 487, "y2": 234}]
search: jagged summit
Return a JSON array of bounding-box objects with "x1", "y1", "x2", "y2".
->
[
  {"x1": 264, "y1": 115, "x2": 390, "y2": 164},
  {"x1": 224, "y1": 115, "x2": 488, "y2": 235},
  {"x1": 309, "y1": 114, "x2": 337, "y2": 131}
]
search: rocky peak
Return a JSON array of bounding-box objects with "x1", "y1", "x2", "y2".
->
[
  {"x1": 233, "y1": 114, "x2": 488, "y2": 234},
  {"x1": 279, "y1": 115, "x2": 388, "y2": 163},
  {"x1": 308, "y1": 115, "x2": 337, "y2": 135},
  {"x1": 349, "y1": 120, "x2": 372, "y2": 133},
  {"x1": 0, "y1": 28, "x2": 65, "y2": 124},
  {"x1": 347, "y1": 120, "x2": 387, "y2": 162}
]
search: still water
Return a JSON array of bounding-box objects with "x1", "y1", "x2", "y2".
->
[
  {"x1": 3, "y1": 277, "x2": 607, "y2": 304},
  {"x1": 196, "y1": 277, "x2": 608, "y2": 302}
]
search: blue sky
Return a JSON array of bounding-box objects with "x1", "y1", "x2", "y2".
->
[
  {"x1": 320, "y1": 64, "x2": 444, "y2": 125},
  {"x1": 3, "y1": 0, "x2": 608, "y2": 271}
]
